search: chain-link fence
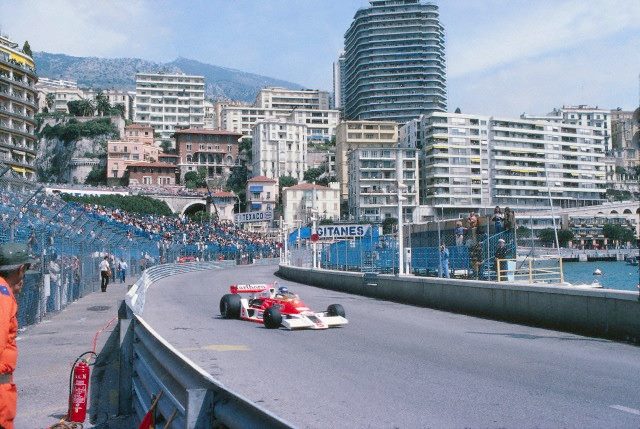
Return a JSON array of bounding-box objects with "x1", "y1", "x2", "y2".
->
[{"x1": 285, "y1": 214, "x2": 530, "y2": 282}]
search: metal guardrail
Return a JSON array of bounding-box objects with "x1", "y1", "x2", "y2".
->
[{"x1": 120, "y1": 262, "x2": 293, "y2": 429}]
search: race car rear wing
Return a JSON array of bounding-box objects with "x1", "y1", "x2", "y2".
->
[{"x1": 230, "y1": 283, "x2": 278, "y2": 294}]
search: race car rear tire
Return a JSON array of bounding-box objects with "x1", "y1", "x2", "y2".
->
[
  {"x1": 220, "y1": 294, "x2": 241, "y2": 319},
  {"x1": 263, "y1": 306, "x2": 282, "y2": 329},
  {"x1": 327, "y1": 304, "x2": 345, "y2": 318}
]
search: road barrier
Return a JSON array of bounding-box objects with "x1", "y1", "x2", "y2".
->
[
  {"x1": 93, "y1": 262, "x2": 292, "y2": 428},
  {"x1": 277, "y1": 264, "x2": 640, "y2": 344}
]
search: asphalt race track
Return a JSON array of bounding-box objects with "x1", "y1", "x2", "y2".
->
[{"x1": 142, "y1": 265, "x2": 640, "y2": 428}]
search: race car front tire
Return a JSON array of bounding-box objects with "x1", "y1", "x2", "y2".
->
[
  {"x1": 327, "y1": 303, "x2": 346, "y2": 318},
  {"x1": 263, "y1": 306, "x2": 282, "y2": 329},
  {"x1": 220, "y1": 294, "x2": 241, "y2": 319}
]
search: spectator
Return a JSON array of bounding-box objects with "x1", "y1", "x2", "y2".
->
[
  {"x1": 494, "y1": 238, "x2": 508, "y2": 279},
  {"x1": 119, "y1": 259, "x2": 128, "y2": 284},
  {"x1": 439, "y1": 243, "x2": 450, "y2": 278},
  {"x1": 491, "y1": 206, "x2": 504, "y2": 234},
  {"x1": 454, "y1": 221, "x2": 466, "y2": 246},
  {"x1": 470, "y1": 241, "x2": 483, "y2": 280},
  {"x1": 504, "y1": 207, "x2": 515, "y2": 231},
  {"x1": 466, "y1": 211, "x2": 478, "y2": 244},
  {"x1": 99, "y1": 256, "x2": 111, "y2": 292}
]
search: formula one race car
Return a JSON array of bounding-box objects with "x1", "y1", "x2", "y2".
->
[{"x1": 219, "y1": 283, "x2": 348, "y2": 330}]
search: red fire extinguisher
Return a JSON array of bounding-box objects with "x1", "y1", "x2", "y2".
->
[{"x1": 67, "y1": 353, "x2": 95, "y2": 423}]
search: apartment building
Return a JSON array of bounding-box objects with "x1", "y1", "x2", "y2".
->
[
  {"x1": 490, "y1": 117, "x2": 606, "y2": 209},
  {"x1": 84, "y1": 89, "x2": 134, "y2": 120},
  {"x1": 221, "y1": 105, "x2": 340, "y2": 142},
  {"x1": 348, "y1": 147, "x2": 419, "y2": 223},
  {"x1": 335, "y1": 120, "x2": 398, "y2": 199},
  {"x1": 246, "y1": 176, "x2": 278, "y2": 212},
  {"x1": 523, "y1": 105, "x2": 612, "y2": 150},
  {"x1": 283, "y1": 182, "x2": 341, "y2": 226},
  {"x1": 127, "y1": 162, "x2": 177, "y2": 186},
  {"x1": 134, "y1": 73, "x2": 205, "y2": 143},
  {"x1": 255, "y1": 87, "x2": 330, "y2": 110},
  {"x1": 342, "y1": 0, "x2": 447, "y2": 123},
  {"x1": 252, "y1": 119, "x2": 307, "y2": 181},
  {"x1": 420, "y1": 113, "x2": 491, "y2": 212},
  {"x1": 36, "y1": 78, "x2": 84, "y2": 113},
  {"x1": 174, "y1": 128, "x2": 242, "y2": 183},
  {"x1": 332, "y1": 52, "x2": 345, "y2": 109},
  {"x1": 416, "y1": 112, "x2": 607, "y2": 218},
  {"x1": 107, "y1": 124, "x2": 158, "y2": 183},
  {"x1": 213, "y1": 100, "x2": 251, "y2": 128},
  {"x1": 0, "y1": 35, "x2": 38, "y2": 179}
]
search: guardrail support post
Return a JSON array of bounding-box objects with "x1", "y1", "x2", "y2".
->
[
  {"x1": 186, "y1": 388, "x2": 213, "y2": 428},
  {"x1": 118, "y1": 300, "x2": 134, "y2": 416}
]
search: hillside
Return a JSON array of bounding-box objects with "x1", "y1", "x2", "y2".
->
[{"x1": 33, "y1": 52, "x2": 305, "y2": 102}]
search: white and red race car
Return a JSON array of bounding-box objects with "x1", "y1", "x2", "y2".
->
[{"x1": 219, "y1": 283, "x2": 348, "y2": 330}]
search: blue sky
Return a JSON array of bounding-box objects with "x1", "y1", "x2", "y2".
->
[{"x1": 1, "y1": 0, "x2": 639, "y2": 116}]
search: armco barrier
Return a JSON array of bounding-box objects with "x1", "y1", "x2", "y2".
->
[
  {"x1": 94, "y1": 262, "x2": 292, "y2": 429},
  {"x1": 277, "y1": 265, "x2": 640, "y2": 344}
]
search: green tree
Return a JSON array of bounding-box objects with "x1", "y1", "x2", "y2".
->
[
  {"x1": 615, "y1": 166, "x2": 627, "y2": 176},
  {"x1": 84, "y1": 165, "x2": 107, "y2": 186},
  {"x1": 45, "y1": 93, "x2": 55, "y2": 110},
  {"x1": 537, "y1": 228, "x2": 573, "y2": 247},
  {"x1": 160, "y1": 140, "x2": 175, "y2": 154},
  {"x1": 382, "y1": 217, "x2": 398, "y2": 235},
  {"x1": 184, "y1": 167, "x2": 207, "y2": 189},
  {"x1": 516, "y1": 225, "x2": 532, "y2": 238},
  {"x1": 303, "y1": 167, "x2": 324, "y2": 183},
  {"x1": 95, "y1": 91, "x2": 111, "y2": 116},
  {"x1": 110, "y1": 103, "x2": 126, "y2": 118},
  {"x1": 239, "y1": 138, "x2": 253, "y2": 162},
  {"x1": 61, "y1": 194, "x2": 172, "y2": 216},
  {"x1": 68, "y1": 99, "x2": 95, "y2": 117},
  {"x1": 279, "y1": 175, "x2": 298, "y2": 189},
  {"x1": 603, "y1": 224, "x2": 635, "y2": 244},
  {"x1": 21, "y1": 40, "x2": 32, "y2": 57}
]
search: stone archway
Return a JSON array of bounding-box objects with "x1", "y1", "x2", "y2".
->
[{"x1": 182, "y1": 202, "x2": 206, "y2": 217}]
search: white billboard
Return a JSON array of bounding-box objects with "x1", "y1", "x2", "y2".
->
[
  {"x1": 235, "y1": 210, "x2": 274, "y2": 224},
  {"x1": 315, "y1": 224, "x2": 371, "y2": 239}
]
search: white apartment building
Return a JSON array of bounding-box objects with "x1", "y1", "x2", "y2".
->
[
  {"x1": 247, "y1": 175, "x2": 278, "y2": 212},
  {"x1": 252, "y1": 119, "x2": 307, "y2": 181},
  {"x1": 417, "y1": 112, "x2": 607, "y2": 218},
  {"x1": 222, "y1": 106, "x2": 290, "y2": 136},
  {"x1": 283, "y1": 182, "x2": 341, "y2": 226},
  {"x1": 491, "y1": 117, "x2": 606, "y2": 209},
  {"x1": 335, "y1": 120, "x2": 398, "y2": 199},
  {"x1": 203, "y1": 100, "x2": 215, "y2": 128},
  {"x1": 348, "y1": 147, "x2": 419, "y2": 223},
  {"x1": 221, "y1": 105, "x2": 340, "y2": 142},
  {"x1": 420, "y1": 113, "x2": 491, "y2": 212},
  {"x1": 255, "y1": 87, "x2": 330, "y2": 110},
  {"x1": 523, "y1": 105, "x2": 612, "y2": 150},
  {"x1": 133, "y1": 73, "x2": 205, "y2": 142}
]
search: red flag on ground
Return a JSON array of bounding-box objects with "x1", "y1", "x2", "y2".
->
[
  {"x1": 138, "y1": 409, "x2": 154, "y2": 429},
  {"x1": 139, "y1": 391, "x2": 163, "y2": 429}
]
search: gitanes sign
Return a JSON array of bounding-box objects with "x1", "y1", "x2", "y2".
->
[{"x1": 315, "y1": 224, "x2": 371, "y2": 239}]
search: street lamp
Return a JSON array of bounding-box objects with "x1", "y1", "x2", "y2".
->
[{"x1": 397, "y1": 183, "x2": 408, "y2": 275}]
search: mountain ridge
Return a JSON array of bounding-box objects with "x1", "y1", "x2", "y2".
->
[{"x1": 33, "y1": 52, "x2": 305, "y2": 102}]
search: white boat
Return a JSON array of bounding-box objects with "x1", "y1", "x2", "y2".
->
[{"x1": 593, "y1": 268, "x2": 602, "y2": 275}]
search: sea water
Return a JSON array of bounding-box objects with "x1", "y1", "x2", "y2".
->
[{"x1": 563, "y1": 261, "x2": 640, "y2": 291}]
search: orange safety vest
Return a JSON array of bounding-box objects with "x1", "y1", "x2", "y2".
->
[{"x1": 0, "y1": 275, "x2": 17, "y2": 429}]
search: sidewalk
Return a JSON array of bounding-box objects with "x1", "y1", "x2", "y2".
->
[{"x1": 15, "y1": 279, "x2": 130, "y2": 429}]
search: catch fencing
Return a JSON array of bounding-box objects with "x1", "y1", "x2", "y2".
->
[{"x1": 287, "y1": 216, "x2": 524, "y2": 282}]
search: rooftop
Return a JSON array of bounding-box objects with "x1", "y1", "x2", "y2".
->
[
  {"x1": 173, "y1": 128, "x2": 243, "y2": 137},
  {"x1": 285, "y1": 183, "x2": 331, "y2": 191},
  {"x1": 248, "y1": 175, "x2": 278, "y2": 183},
  {"x1": 127, "y1": 162, "x2": 178, "y2": 169}
]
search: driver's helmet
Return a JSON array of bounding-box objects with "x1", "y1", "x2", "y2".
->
[{"x1": 278, "y1": 286, "x2": 289, "y2": 295}]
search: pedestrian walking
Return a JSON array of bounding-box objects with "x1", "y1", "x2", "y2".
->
[
  {"x1": 0, "y1": 243, "x2": 36, "y2": 429},
  {"x1": 439, "y1": 243, "x2": 450, "y2": 279},
  {"x1": 99, "y1": 255, "x2": 111, "y2": 292},
  {"x1": 120, "y1": 259, "x2": 128, "y2": 284}
]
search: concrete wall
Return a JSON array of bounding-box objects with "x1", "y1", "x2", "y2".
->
[{"x1": 277, "y1": 265, "x2": 640, "y2": 343}]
